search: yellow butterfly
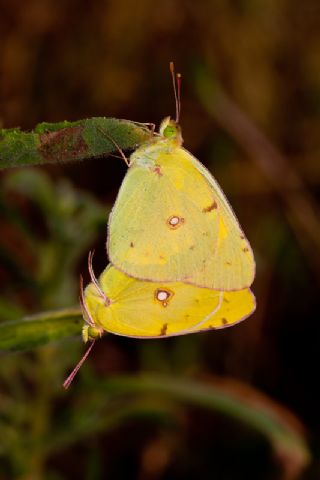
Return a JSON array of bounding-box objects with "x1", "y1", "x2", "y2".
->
[
  {"x1": 108, "y1": 67, "x2": 255, "y2": 291},
  {"x1": 81, "y1": 255, "x2": 255, "y2": 341},
  {"x1": 63, "y1": 253, "x2": 255, "y2": 388}
]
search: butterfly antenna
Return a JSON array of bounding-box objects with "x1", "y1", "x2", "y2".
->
[
  {"x1": 176, "y1": 72, "x2": 182, "y2": 123},
  {"x1": 63, "y1": 340, "x2": 96, "y2": 389},
  {"x1": 170, "y1": 62, "x2": 181, "y2": 123}
]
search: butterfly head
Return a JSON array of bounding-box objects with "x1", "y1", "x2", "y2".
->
[
  {"x1": 82, "y1": 324, "x2": 104, "y2": 342},
  {"x1": 159, "y1": 116, "x2": 183, "y2": 144},
  {"x1": 157, "y1": 63, "x2": 183, "y2": 145}
]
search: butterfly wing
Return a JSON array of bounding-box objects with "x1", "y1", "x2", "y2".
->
[
  {"x1": 186, "y1": 148, "x2": 255, "y2": 290},
  {"x1": 84, "y1": 266, "x2": 256, "y2": 338},
  {"x1": 108, "y1": 143, "x2": 255, "y2": 290}
]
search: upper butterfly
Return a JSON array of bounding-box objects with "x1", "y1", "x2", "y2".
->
[{"x1": 108, "y1": 67, "x2": 255, "y2": 291}]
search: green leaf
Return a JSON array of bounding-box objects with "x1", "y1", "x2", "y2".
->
[
  {"x1": 0, "y1": 308, "x2": 82, "y2": 352},
  {"x1": 0, "y1": 118, "x2": 152, "y2": 169}
]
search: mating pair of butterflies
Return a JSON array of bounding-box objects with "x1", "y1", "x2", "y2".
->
[
  {"x1": 63, "y1": 106, "x2": 256, "y2": 388},
  {"x1": 80, "y1": 115, "x2": 256, "y2": 344}
]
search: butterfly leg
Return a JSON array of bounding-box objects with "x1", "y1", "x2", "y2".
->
[
  {"x1": 131, "y1": 121, "x2": 156, "y2": 135},
  {"x1": 96, "y1": 126, "x2": 130, "y2": 166},
  {"x1": 79, "y1": 275, "x2": 95, "y2": 327},
  {"x1": 88, "y1": 251, "x2": 110, "y2": 305}
]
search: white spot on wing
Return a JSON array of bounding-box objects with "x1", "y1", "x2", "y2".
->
[
  {"x1": 169, "y1": 216, "x2": 179, "y2": 226},
  {"x1": 157, "y1": 290, "x2": 169, "y2": 301}
]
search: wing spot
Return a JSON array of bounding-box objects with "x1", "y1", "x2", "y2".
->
[
  {"x1": 240, "y1": 235, "x2": 245, "y2": 239},
  {"x1": 160, "y1": 323, "x2": 168, "y2": 335},
  {"x1": 202, "y1": 231, "x2": 209, "y2": 237},
  {"x1": 167, "y1": 215, "x2": 185, "y2": 229},
  {"x1": 221, "y1": 318, "x2": 228, "y2": 325},
  {"x1": 202, "y1": 201, "x2": 218, "y2": 213},
  {"x1": 189, "y1": 245, "x2": 195, "y2": 250},
  {"x1": 225, "y1": 261, "x2": 232, "y2": 266},
  {"x1": 242, "y1": 247, "x2": 249, "y2": 252},
  {"x1": 223, "y1": 298, "x2": 230, "y2": 303},
  {"x1": 130, "y1": 242, "x2": 134, "y2": 248},
  {"x1": 155, "y1": 288, "x2": 174, "y2": 307},
  {"x1": 153, "y1": 164, "x2": 163, "y2": 176}
]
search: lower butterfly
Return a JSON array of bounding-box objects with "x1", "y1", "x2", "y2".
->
[
  {"x1": 63, "y1": 253, "x2": 255, "y2": 388},
  {"x1": 83, "y1": 258, "x2": 255, "y2": 340}
]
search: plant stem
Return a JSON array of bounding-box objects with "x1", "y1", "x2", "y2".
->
[{"x1": 0, "y1": 117, "x2": 151, "y2": 169}]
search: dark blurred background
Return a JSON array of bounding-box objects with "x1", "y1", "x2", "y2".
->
[{"x1": 1, "y1": 0, "x2": 320, "y2": 479}]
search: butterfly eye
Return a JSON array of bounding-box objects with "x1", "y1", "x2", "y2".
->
[
  {"x1": 159, "y1": 117, "x2": 182, "y2": 141},
  {"x1": 82, "y1": 325, "x2": 103, "y2": 342},
  {"x1": 163, "y1": 124, "x2": 177, "y2": 138}
]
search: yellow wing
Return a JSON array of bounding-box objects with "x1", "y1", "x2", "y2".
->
[
  {"x1": 108, "y1": 136, "x2": 255, "y2": 290},
  {"x1": 84, "y1": 265, "x2": 256, "y2": 338}
]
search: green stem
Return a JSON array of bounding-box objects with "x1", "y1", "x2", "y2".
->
[
  {"x1": 0, "y1": 118, "x2": 151, "y2": 169},
  {"x1": 0, "y1": 308, "x2": 82, "y2": 352}
]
